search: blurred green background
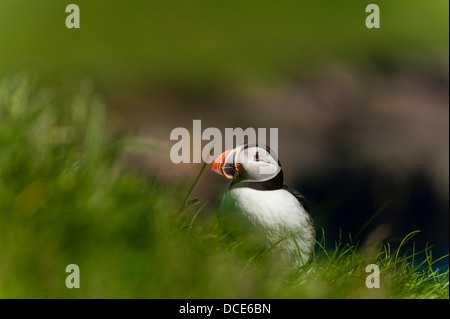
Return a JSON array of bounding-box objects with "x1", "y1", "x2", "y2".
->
[
  {"x1": 1, "y1": 0, "x2": 448, "y2": 87},
  {"x1": 0, "y1": 0, "x2": 448, "y2": 298}
]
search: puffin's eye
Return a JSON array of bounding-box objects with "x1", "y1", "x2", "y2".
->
[{"x1": 253, "y1": 151, "x2": 260, "y2": 161}]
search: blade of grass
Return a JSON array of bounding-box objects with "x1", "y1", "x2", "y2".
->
[
  {"x1": 188, "y1": 200, "x2": 208, "y2": 233},
  {"x1": 355, "y1": 198, "x2": 393, "y2": 240},
  {"x1": 179, "y1": 161, "x2": 208, "y2": 211},
  {"x1": 394, "y1": 230, "x2": 421, "y2": 263}
]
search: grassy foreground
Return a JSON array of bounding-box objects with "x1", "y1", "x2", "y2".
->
[{"x1": 0, "y1": 77, "x2": 448, "y2": 298}]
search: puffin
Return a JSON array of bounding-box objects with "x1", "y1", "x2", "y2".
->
[{"x1": 211, "y1": 143, "x2": 315, "y2": 266}]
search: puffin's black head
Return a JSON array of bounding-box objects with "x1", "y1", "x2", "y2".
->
[{"x1": 211, "y1": 143, "x2": 284, "y2": 190}]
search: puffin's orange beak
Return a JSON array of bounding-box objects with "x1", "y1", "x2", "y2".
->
[{"x1": 211, "y1": 148, "x2": 236, "y2": 179}]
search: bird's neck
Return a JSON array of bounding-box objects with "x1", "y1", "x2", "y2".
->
[{"x1": 230, "y1": 169, "x2": 284, "y2": 191}]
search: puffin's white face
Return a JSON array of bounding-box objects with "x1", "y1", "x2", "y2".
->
[
  {"x1": 211, "y1": 144, "x2": 281, "y2": 183},
  {"x1": 234, "y1": 145, "x2": 281, "y2": 182}
]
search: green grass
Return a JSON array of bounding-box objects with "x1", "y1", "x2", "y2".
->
[{"x1": 0, "y1": 77, "x2": 448, "y2": 298}]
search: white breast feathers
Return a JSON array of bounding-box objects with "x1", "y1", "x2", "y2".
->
[{"x1": 219, "y1": 187, "x2": 315, "y2": 265}]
